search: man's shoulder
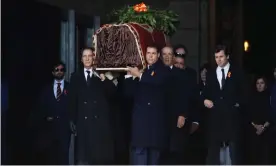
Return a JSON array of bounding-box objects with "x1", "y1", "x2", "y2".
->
[
  {"x1": 70, "y1": 70, "x2": 83, "y2": 79},
  {"x1": 187, "y1": 66, "x2": 196, "y2": 72},
  {"x1": 64, "y1": 80, "x2": 70, "y2": 86},
  {"x1": 70, "y1": 71, "x2": 79, "y2": 77},
  {"x1": 228, "y1": 63, "x2": 241, "y2": 70},
  {"x1": 156, "y1": 64, "x2": 170, "y2": 75},
  {"x1": 229, "y1": 65, "x2": 245, "y2": 78},
  {"x1": 40, "y1": 83, "x2": 54, "y2": 95},
  {"x1": 185, "y1": 66, "x2": 197, "y2": 76}
]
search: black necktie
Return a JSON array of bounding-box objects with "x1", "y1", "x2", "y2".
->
[
  {"x1": 86, "y1": 70, "x2": 91, "y2": 86},
  {"x1": 56, "y1": 83, "x2": 61, "y2": 101},
  {"x1": 221, "y1": 68, "x2": 226, "y2": 88}
]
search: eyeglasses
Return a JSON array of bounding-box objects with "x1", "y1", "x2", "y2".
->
[{"x1": 54, "y1": 68, "x2": 65, "y2": 72}]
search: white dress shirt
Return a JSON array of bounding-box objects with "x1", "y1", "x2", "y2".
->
[
  {"x1": 53, "y1": 79, "x2": 64, "y2": 98},
  {"x1": 124, "y1": 74, "x2": 133, "y2": 79},
  {"x1": 216, "y1": 62, "x2": 230, "y2": 89},
  {"x1": 84, "y1": 68, "x2": 93, "y2": 80}
]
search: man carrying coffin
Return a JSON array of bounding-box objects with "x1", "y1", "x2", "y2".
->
[
  {"x1": 68, "y1": 47, "x2": 116, "y2": 164},
  {"x1": 127, "y1": 45, "x2": 183, "y2": 165}
]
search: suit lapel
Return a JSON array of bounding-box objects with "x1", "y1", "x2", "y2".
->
[
  {"x1": 64, "y1": 81, "x2": 69, "y2": 90},
  {"x1": 62, "y1": 81, "x2": 69, "y2": 98},
  {"x1": 214, "y1": 69, "x2": 221, "y2": 90},
  {"x1": 80, "y1": 70, "x2": 88, "y2": 87},
  {"x1": 52, "y1": 83, "x2": 57, "y2": 100},
  {"x1": 223, "y1": 65, "x2": 232, "y2": 89}
]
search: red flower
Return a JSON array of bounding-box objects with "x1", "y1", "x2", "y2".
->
[
  {"x1": 64, "y1": 89, "x2": 68, "y2": 95},
  {"x1": 133, "y1": 2, "x2": 148, "y2": 12}
]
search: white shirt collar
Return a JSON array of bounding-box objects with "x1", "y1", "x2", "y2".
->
[
  {"x1": 54, "y1": 79, "x2": 64, "y2": 85},
  {"x1": 84, "y1": 67, "x2": 93, "y2": 74},
  {"x1": 217, "y1": 62, "x2": 230, "y2": 71},
  {"x1": 84, "y1": 67, "x2": 102, "y2": 79},
  {"x1": 216, "y1": 62, "x2": 230, "y2": 89}
]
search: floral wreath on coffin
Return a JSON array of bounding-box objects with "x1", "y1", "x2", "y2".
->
[{"x1": 108, "y1": 2, "x2": 180, "y2": 36}]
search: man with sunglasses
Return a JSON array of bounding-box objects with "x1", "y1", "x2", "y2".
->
[
  {"x1": 174, "y1": 45, "x2": 199, "y2": 131},
  {"x1": 174, "y1": 44, "x2": 201, "y2": 164},
  {"x1": 174, "y1": 45, "x2": 197, "y2": 82},
  {"x1": 33, "y1": 62, "x2": 71, "y2": 164},
  {"x1": 174, "y1": 45, "x2": 199, "y2": 127}
]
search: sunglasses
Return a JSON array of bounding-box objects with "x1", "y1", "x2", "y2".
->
[
  {"x1": 175, "y1": 53, "x2": 186, "y2": 59},
  {"x1": 54, "y1": 68, "x2": 65, "y2": 72},
  {"x1": 175, "y1": 52, "x2": 185, "y2": 56}
]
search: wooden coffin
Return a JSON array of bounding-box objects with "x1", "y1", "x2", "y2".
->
[{"x1": 93, "y1": 23, "x2": 167, "y2": 70}]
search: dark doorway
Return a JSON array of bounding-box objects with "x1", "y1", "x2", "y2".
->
[
  {"x1": 2, "y1": 0, "x2": 61, "y2": 164},
  {"x1": 243, "y1": 0, "x2": 276, "y2": 80}
]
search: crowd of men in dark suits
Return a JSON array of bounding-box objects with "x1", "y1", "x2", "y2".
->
[{"x1": 10, "y1": 44, "x2": 275, "y2": 165}]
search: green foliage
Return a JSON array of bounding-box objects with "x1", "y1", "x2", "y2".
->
[{"x1": 109, "y1": 4, "x2": 180, "y2": 36}]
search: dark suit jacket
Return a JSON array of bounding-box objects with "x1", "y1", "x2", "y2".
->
[
  {"x1": 33, "y1": 80, "x2": 71, "y2": 151},
  {"x1": 116, "y1": 73, "x2": 137, "y2": 143},
  {"x1": 183, "y1": 67, "x2": 199, "y2": 122},
  {"x1": 202, "y1": 65, "x2": 246, "y2": 143},
  {"x1": 68, "y1": 69, "x2": 116, "y2": 164},
  {"x1": 167, "y1": 66, "x2": 190, "y2": 152}
]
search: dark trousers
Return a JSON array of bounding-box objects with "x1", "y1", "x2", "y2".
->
[
  {"x1": 185, "y1": 131, "x2": 207, "y2": 164},
  {"x1": 248, "y1": 141, "x2": 269, "y2": 165},
  {"x1": 54, "y1": 140, "x2": 70, "y2": 165},
  {"x1": 160, "y1": 151, "x2": 186, "y2": 165},
  {"x1": 130, "y1": 147, "x2": 160, "y2": 165},
  {"x1": 206, "y1": 141, "x2": 241, "y2": 165},
  {"x1": 269, "y1": 130, "x2": 276, "y2": 164},
  {"x1": 269, "y1": 144, "x2": 276, "y2": 165},
  {"x1": 246, "y1": 131, "x2": 270, "y2": 165},
  {"x1": 39, "y1": 138, "x2": 70, "y2": 165}
]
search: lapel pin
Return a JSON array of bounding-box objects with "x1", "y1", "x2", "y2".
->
[{"x1": 227, "y1": 72, "x2": 231, "y2": 78}]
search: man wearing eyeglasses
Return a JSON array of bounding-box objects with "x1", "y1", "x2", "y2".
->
[
  {"x1": 174, "y1": 44, "x2": 201, "y2": 164},
  {"x1": 31, "y1": 62, "x2": 71, "y2": 164},
  {"x1": 174, "y1": 45, "x2": 199, "y2": 132},
  {"x1": 174, "y1": 45, "x2": 197, "y2": 82}
]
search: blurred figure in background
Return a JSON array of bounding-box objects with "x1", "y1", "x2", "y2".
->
[
  {"x1": 187, "y1": 63, "x2": 210, "y2": 164},
  {"x1": 246, "y1": 76, "x2": 271, "y2": 164}
]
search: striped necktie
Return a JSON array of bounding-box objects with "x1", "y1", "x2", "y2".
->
[{"x1": 56, "y1": 83, "x2": 62, "y2": 101}]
